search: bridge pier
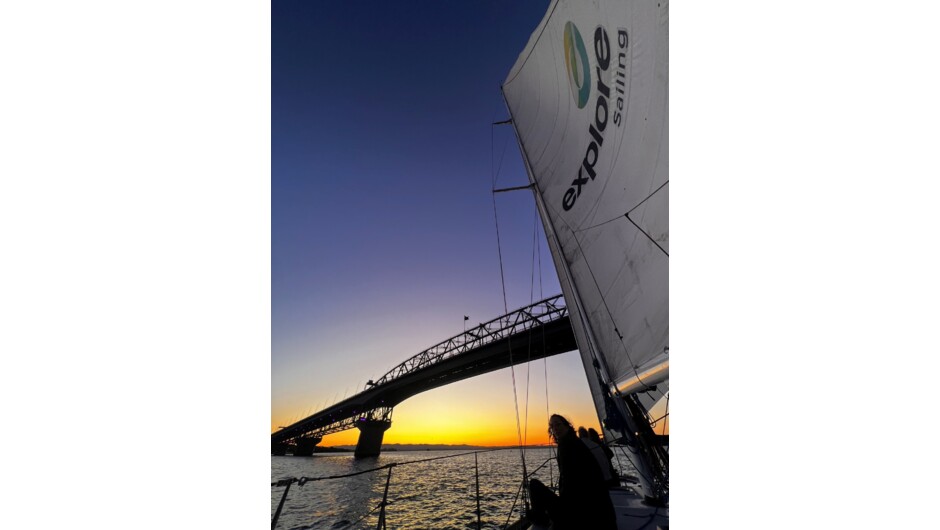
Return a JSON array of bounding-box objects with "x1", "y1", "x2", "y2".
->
[
  {"x1": 272, "y1": 442, "x2": 288, "y2": 456},
  {"x1": 355, "y1": 419, "x2": 392, "y2": 458},
  {"x1": 292, "y1": 436, "x2": 322, "y2": 456}
]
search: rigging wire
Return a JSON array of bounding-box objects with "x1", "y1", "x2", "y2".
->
[
  {"x1": 521, "y1": 205, "x2": 542, "y2": 449},
  {"x1": 491, "y1": 110, "x2": 512, "y2": 189},
  {"x1": 490, "y1": 123, "x2": 529, "y2": 511},
  {"x1": 534, "y1": 221, "x2": 557, "y2": 487}
]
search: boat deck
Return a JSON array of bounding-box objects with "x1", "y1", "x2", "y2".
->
[
  {"x1": 521, "y1": 487, "x2": 668, "y2": 530},
  {"x1": 610, "y1": 487, "x2": 668, "y2": 530}
]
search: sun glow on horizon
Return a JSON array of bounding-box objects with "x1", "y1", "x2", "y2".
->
[
  {"x1": 272, "y1": 353, "x2": 668, "y2": 450},
  {"x1": 271, "y1": 353, "x2": 618, "y2": 447}
]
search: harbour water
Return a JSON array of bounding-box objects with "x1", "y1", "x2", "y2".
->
[{"x1": 271, "y1": 447, "x2": 637, "y2": 529}]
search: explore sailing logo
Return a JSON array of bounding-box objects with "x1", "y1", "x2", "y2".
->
[
  {"x1": 561, "y1": 25, "x2": 629, "y2": 211},
  {"x1": 563, "y1": 22, "x2": 591, "y2": 109}
]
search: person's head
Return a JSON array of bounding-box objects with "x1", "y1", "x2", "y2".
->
[
  {"x1": 577, "y1": 426, "x2": 588, "y2": 438},
  {"x1": 548, "y1": 414, "x2": 573, "y2": 442},
  {"x1": 588, "y1": 428, "x2": 602, "y2": 443}
]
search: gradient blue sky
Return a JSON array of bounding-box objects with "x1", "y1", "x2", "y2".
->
[{"x1": 271, "y1": 0, "x2": 618, "y2": 445}]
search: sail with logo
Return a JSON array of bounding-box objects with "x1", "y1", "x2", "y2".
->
[{"x1": 502, "y1": 0, "x2": 668, "y2": 502}]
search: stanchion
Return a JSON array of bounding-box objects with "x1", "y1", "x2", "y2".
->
[
  {"x1": 271, "y1": 479, "x2": 293, "y2": 530},
  {"x1": 475, "y1": 452, "x2": 482, "y2": 529},
  {"x1": 376, "y1": 465, "x2": 393, "y2": 530}
]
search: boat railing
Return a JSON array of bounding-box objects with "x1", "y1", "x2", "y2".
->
[{"x1": 271, "y1": 446, "x2": 557, "y2": 530}]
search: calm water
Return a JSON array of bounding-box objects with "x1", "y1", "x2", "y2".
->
[{"x1": 271, "y1": 447, "x2": 637, "y2": 530}]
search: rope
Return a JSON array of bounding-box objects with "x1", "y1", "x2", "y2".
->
[{"x1": 270, "y1": 446, "x2": 537, "y2": 487}]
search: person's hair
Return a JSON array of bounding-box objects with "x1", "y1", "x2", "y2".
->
[
  {"x1": 588, "y1": 427, "x2": 602, "y2": 443},
  {"x1": 577, "y1": 426, "x2": 588, "y2": 437},
  {"x1": 548, "y1": 414, "x2": 573, "y2": 441}
]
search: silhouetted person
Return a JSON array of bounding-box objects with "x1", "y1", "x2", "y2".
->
[
  {"x1": 578, "y1": 426, "x2": 615, "y2": 487},
  {"x1": 528, "y1": 414, "x2": 616, "y2": 529},
  {"x1": 588, "y1": 428, "x2": 611, "y2": 456},
  {"x1": 588, "y1": 427, "x2": 619, "y2": 487}
]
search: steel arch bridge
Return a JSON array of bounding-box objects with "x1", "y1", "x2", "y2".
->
[{"x1": 272, "y1": 295, "x2": 576, "y2": 456}]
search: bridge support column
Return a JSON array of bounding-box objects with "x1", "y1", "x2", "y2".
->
[
  {"x1": 272, "y1": 442, "x2": 288, "y2": 456},
  {"x1": 355, "y1": 419, "x2": 391, "y2": 458},
  {"x1": 292, "y1": 436, "x2": 322, "y2": 456}
]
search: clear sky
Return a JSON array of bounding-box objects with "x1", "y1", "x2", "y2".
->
[{"x1": 271, "y1": 0, "x2": 651, "y2": 447}]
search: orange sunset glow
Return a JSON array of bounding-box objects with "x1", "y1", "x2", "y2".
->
[{"x1": 271, "y1": 352, "x2": 667, "y2": 447}]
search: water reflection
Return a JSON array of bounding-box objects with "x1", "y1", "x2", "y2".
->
[{"x1": 272, "y1": 448, "x2": 636, "y2": 530}]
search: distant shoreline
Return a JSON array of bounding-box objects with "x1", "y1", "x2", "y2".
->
[
  {"x1": 313, "y1": 443, "x2": 556, "y2": 453},
  {"x1": 298, "y1": 439, "x2": 665, "y2": 454}
]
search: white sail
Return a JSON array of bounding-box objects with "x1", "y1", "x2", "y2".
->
[
  {"x1": 504, "y1": 0, "x2": 667, "y2": 404},
  {"x1": 503, "y1": 0, "x2": 668, "y2": 491}
]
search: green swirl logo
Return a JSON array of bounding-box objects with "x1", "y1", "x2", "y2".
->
[{"x1": 563, "y1": 22, "x2": 591, "y2": 109}]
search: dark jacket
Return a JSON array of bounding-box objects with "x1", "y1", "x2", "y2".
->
[{"x1": 556, "y1": 430, "x2": 617, "y2": 529}]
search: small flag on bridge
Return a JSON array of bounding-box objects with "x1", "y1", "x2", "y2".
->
[{"x1": 464, "y1": 315, "x2": 469, "y2": 321}]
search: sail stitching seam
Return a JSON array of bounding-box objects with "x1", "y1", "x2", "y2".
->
[
  {"x1": 624, "y1": 212, "x2": 669, "y2": 258},
  {"x1": 542, "y1": 195, "x2": 641, "y2": 377},
  {"x1": 574, "y1": 179, "x2": 669, "y2": 234}
]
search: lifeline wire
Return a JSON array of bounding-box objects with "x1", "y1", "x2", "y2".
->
[{"x1": 271, "y1": 446, "x2": 528, "y2": 487}]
